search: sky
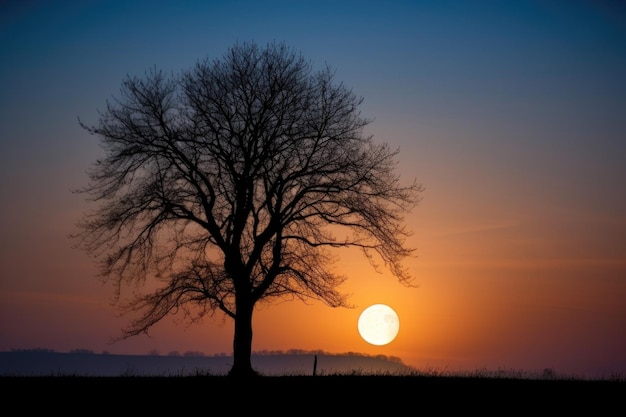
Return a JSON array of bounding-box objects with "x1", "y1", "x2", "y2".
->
[{"x1": 1, "y1": 0, "x2": 625, "y2": 379}]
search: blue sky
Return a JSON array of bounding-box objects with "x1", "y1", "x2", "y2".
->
[{"x1": 1, "y1": 0, "x2": 625, "y2": 378}]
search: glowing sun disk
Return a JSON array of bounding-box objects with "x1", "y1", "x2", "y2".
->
[{"x1": 357, "y1": 304, "x2": 400, "y2": 346}]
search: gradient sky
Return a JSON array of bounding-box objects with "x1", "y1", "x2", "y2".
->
[{"x1": 1, "y1": 0, "x2": 625, "y2": 379}]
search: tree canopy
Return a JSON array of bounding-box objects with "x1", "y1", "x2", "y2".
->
[{"x1": 74, "y1": 41, "x2": 423, "y2": 377}]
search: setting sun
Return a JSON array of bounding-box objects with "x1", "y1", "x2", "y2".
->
[{"x1": 357, "y1": 304, "x2": 400, "y2": 346}]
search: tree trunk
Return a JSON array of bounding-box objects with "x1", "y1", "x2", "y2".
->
[{"x1": 228, "y1": 297, "x2": 259, "y2": 378}]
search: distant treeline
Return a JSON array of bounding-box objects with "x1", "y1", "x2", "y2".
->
[
  {"x1": 9, "y1": 347, "x2": 404, "y2": 364},
  {"x1": 255, "y1": 349, "x2": 405, "y2": 365}
]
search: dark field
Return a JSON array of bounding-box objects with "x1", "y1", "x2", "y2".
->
[
  {"x1": 4, "y1": 374, "x2": 623, "y2": 413},
  {"x1": 3, "y1": 350, "x2": 623, "y2": 412}
]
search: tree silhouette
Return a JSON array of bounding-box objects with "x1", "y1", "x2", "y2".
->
[{"x1": 73, "y1": 41, "x2": 423, "y2": 377}]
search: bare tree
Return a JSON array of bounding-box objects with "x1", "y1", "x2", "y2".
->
[{"x1": 73, "y1": 41, "x2": 423, "y2": 377}]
